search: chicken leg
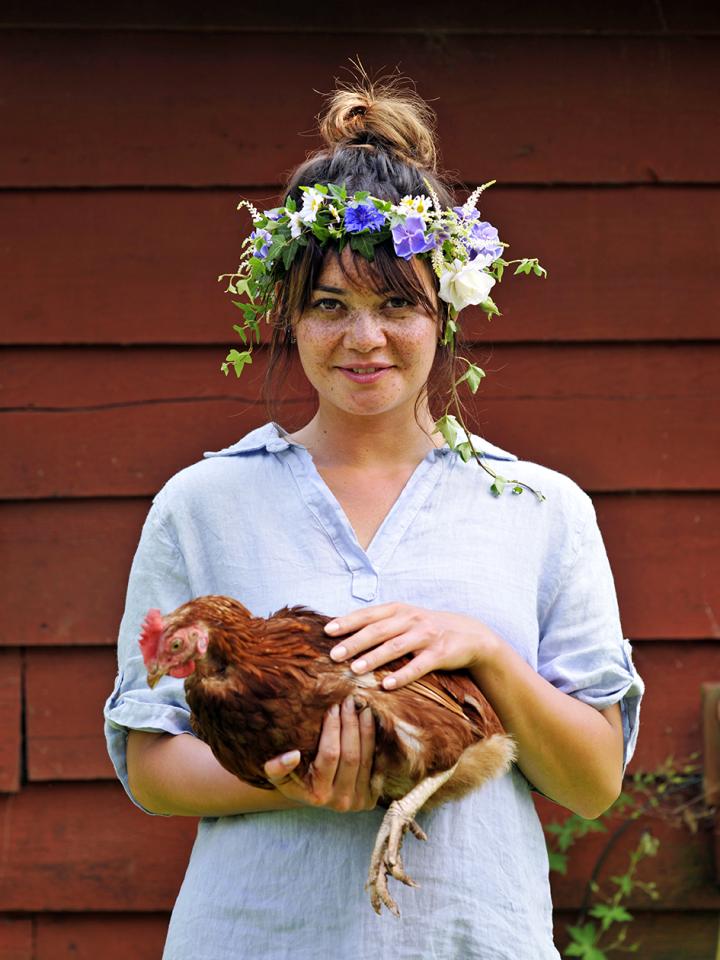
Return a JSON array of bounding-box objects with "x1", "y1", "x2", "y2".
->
[{"x1": 367, "y1": 762, "x2": 459, "y2": 916}]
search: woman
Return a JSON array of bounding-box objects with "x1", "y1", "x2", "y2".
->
[{"x1": 105, "y1": 76, "x2": 643, "y2": 959}]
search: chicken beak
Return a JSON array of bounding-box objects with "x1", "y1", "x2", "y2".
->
[{"x1": 146, "y1": 663, "x2": 167, "y2": 689}]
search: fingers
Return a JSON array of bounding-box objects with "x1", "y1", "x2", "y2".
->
[
  {"x1": 264, "y1": 749, "x2": 301, "y2": 784},
  {"x1": 331, "y1": 696, "x2": 362, "y2": 809},
  {"x1": 357, "y1": 704, "x2": 377, "y2": 802}
]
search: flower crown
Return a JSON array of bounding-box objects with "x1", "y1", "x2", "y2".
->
[{"x1": 219, "y1": 179, "x2": 547, "y2": 499}]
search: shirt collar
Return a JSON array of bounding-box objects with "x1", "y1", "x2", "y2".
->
[{"x1": 204, "y1": 422, "x2": 517, "y2": 462}]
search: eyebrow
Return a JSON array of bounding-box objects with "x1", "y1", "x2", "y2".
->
[{"x1": 312, "y1": 284, "x2": 392, "y2": 295}]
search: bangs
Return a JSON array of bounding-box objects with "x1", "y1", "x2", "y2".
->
[{"x1": 273, "y1": 237, "x2": 444, "y2": 328}]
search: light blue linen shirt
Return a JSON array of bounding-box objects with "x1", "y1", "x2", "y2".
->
[{"x1": 104, "y1": 422, "x2": 643, "y2": 960}]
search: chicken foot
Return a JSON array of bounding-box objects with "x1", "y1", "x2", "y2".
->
[{"x1": 367, "y1": 762, "x2": 459, "y2": 917}]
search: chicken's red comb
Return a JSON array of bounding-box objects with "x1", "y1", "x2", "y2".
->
[{"x1": 139, "y1": 608, "x2": 164, "y2": 663}]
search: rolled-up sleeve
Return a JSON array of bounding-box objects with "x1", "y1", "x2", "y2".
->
[
  {"x1": 104, "y1": 489, "x2": 194, "y2": 812},
  {"x1": 537, "y1": 494, "x2": 644, "y2": 768}
]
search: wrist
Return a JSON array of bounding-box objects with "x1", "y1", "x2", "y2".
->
[{"x1": 467, "y1": 624, "x2": 504, "y2": 674}]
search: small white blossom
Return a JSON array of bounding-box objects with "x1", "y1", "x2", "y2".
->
[
  {"x1": 328, "y1": 203, "x2": 340, "y2": 220},
  {"x1": 397, "y1": 194, "x2": 433, "y2": 216},
  {"x1": 288, "y1": 211, "x2": 304, "y2": 238},
  {"x1": 299, "y1": 188, "x2": 325, "y2": 223},
  {"x1": 438, "y1": 259, "x2": 496, "y2": 313}
]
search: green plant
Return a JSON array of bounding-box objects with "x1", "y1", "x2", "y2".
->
[{"x1": 543, "y1": 755, "x2": 713, "y2": 959}]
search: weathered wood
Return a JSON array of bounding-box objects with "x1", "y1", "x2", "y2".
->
[
  {"x1": 25, "y1": 648, "x2": 116, "y2": 781},
  {"x1": 0, "y1": 650, "x2": 21, "y2": 793},
  {"x1": 23, "y1": 641, "x2": 720, "y2": 782},
  {"x1": 35, "y1": 913, "x2": 168, "y2": 960},
  {"x1": 0, "y1": 783, "x2": 196, "y2": 911},
  {"x1": 0, "y1": 1, "x2": 680, "y2": 33},
  {"x1": 553, "y1": 910, "x2": 720, "y2": 960},
  {"x1": 1, "y1": 34, "x2": 717, "y2": 186},
  {"x1": 3, "y1": 342, "x2": 718, "y2": 497},
  {"x1": 2, "y1": 495, "x2": 718, "y2": 647},
  {"x1": 0, "y1": 781, "x2": 715, "y2": 912},
  {"x1": 2, "y1": 187, "x2": 719, "y2": 345},
  {"x1": 0, "y1": 916, "x2": 32, "y2": 960}
]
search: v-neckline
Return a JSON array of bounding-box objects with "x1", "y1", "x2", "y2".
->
[{"x1": 284, "y1": 440, "x2": 450, "y2": 570}]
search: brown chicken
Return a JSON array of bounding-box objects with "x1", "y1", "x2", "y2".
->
[{"x1": 139, "y1": 595, "x2": 516, "y2": 915}]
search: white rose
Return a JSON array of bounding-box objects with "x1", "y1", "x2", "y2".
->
[{"x1": 438, "y1": 259, "x2": 496, "y2": 313}]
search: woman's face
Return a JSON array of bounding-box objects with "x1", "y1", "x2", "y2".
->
[{"x1": 293, "y1": 248, "x2": 440, "y2": 424}]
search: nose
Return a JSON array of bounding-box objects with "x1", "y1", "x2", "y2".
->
[{"x1": 342, "y1": 309, "x2": 388, "y2": 352}]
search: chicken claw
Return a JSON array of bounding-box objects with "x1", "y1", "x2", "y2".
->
[{"x1": 366, "y1": 764, "x2": 458, "y2": 916}]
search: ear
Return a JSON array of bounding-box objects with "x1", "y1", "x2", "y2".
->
[{"x1": 139, "y1": 609, "x2": 164, "y2": 663}]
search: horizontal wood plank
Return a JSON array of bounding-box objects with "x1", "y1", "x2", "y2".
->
[
  {"x1": 3, "y1": 343, "x2": 718, "y2": 496},
  {"x1": 0, "y1": 916, "x2": 32, "y2": 960},
  {"x1": 22, "y1": 642, "x2": 720, "y2": 782},
  {"x1": 0, "y1": 1, "x2": 679, "y2": 33},
  {"x1": 35, "y1": 913, "x2": 168, "y2": 960},
  {"x1": 0, "y1": 781, "x2": 715, "y2": 912},
  {"x1": 0, "y1": 650, "x2": 22, "y2": 793},
  {"x1": 2, "y1": 187, "x2": 719, "y2": 345},
  {"x1": 1, "y1": 34, "x2": 718, "y2": 186},
  {"x1": 2, "y1": 495, "x2": 718, "y2": 646}
]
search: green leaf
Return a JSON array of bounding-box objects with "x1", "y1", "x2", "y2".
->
[
  {"x1": 455, "y1": 362, "x2": 486, "y2": 394},
  {"x1": 589, "y1": 903, "x2": 633, "y2": 933},
  {"x1": 481, "y1": 296, "x2": 500, "y2": 320},
  {"x1": 547, "y1": 851, "x2": 568, "y2": 874},
  {"x1": 281, "y1": 240, "x2": 301, "y2": 271},
  {"x1": 220, "y1": 349, "x2": 253, "y2": 378},
  {"x1": 353, "y1": 190, "x2": 370, "y2": 201},
  {"x1": 456, "y1": 441, "x2": 475, "y2": 463},
  {"x1": 232, "y1": 323, "x2": 248, "y2": 344},
  {"x1": 349, "y1": 234, "x2": 376, "y2": 259},
  {"x1": 512, "y1": 485, "x2": 524, "y2": 495},
  {"x1": 490, "y1": 476, "x2": 507, "y2": 497},
  {"x1": 285, "y1": 196, "x2": 297, "y2": 213},
  {"x1": 433, "y1": 414, "x2": 466, "y2": 449}
]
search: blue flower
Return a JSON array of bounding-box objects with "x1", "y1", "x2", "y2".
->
[
  {"x1": 344, "y1": 201, "x2": 386, "y2": 233},
  {"x1": 391, "y1": 215, "x2": 437, "y2": 260},
  {"x1": 264, "y1": 208, "x2": 283, "y2": 221},
  {"x1": 249, "y1": 227, "x2": 272, "y2": 260},
  {"x1": 453, "y1": 207, "x2": 503, "y2": 262}
]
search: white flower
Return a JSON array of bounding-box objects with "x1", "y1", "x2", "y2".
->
[
  {"x1": 397, "y1": 194, "x2": 433, "y2": 216},
  {"x1": 438, "y1": 259, "x2": 496, "y2": 313},
  {"x1": 288, "y1": 211, "x2": 304, "y2": 238},
  {"x1": 299, "y1": 188, "x2": 325, "y2": 223}
]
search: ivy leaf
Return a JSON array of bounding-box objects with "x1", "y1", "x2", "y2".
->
[
  {"x1": 281, "y1": 240, "x2": 301, "y2": 271},
  {"x1": 353, "y1": 190, "x2": 370, "y2": 201},
  {"x1": 349, "y1": 234, "x2": 376, "y2": 259},
  {"x1": 433, "y1": 413, "x2": 466, "y2": 450},
  {"x1": 589, "y1": 904, "x2": 633, "y2": 933},
  {"x1": 220, "y1": 349, "x2": 253, "y2": 378},
  {"x1": 455, "y1": 362, "x2": 486, "y2": 394},
  {"x1": 547, "y1": 851, "x2": 568, "y2": 874},
  {"x1": 285, "y1": 196, "x2": 297, "y2": 213},
  {"x1": 232, "y1": 323, "x2": 248, "y2": 344},
  {"x1": 490, "y1": 476, "x2": 507, "y2": 497}
]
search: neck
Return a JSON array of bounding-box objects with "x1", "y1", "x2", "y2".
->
[{"x1": 287, "y1": 402, "x2": 443, "y2": 471}]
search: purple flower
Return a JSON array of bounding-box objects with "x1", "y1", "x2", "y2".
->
[
  {"x1": 249, "y1": 227, "x2": 272, "y2": 260},
  {"x1": 344, "y1": 201, "x2": 386, "y2": 233},
  {"x1": 391, "y1": 215, "x2": 437, "y2": 260},
  {"x1": 453, "y1": 207, "x2": 503, "y2": 262},
  {"x1": 264, "y1": 208, "x2": 283, "y2": 221}
]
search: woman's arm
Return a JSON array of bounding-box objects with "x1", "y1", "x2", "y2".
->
[
  {"x1": 127, "y1": 694, "x2": 378, "y2": 817},
  {"x1": 324, "y1": 604, "x2": 625, "y2": 820}
]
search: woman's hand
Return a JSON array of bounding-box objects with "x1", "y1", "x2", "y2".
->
[
  {"x1": 323, "y1": 602, "x2": 500, "y2": 689},
  {"x1": 264, "y1": 695, "x2": 379, "y2": 812}
]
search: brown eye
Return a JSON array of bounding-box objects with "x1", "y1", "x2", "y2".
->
[{"x1": 170, "y1": 638, "x2": 183, "y2": 652}]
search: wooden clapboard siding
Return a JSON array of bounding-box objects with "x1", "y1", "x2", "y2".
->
[
  {"x1": 1, "y1": 33, "x2": 718, "y2": 186},
  {"x1": 2, "y1": 8, "x2": 719, "y2": 958},
  {"x1": 2, "y1": 188, "x2": 719, "y2": 346},
  {"x1": 3, "y1": 495, "x2": 718, "y2": 648},
  {"x1": 0, "y1": 650, "x2": 22, "y2": 792},
  {"x1": 2, "y1": 343, "x2": 719, "y2": 497},
  {"x1": 22, "y1": 642, "x2": 720, "y2": 783},
  {"x1": 0, "y1": 781, "x2": 715, "y2": 912}
]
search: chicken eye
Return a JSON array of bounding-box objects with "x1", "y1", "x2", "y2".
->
[{"x1": 170, "y1": 638, "x2": 183, "y2": 652}]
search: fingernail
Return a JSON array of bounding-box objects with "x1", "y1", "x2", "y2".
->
[
  {"x1": 330, "y1": 645, "x2": 347, "y2": 660},
  {"x1": 344, "y1": 695, "x2": 355, "y2": 712},
  {"x1": 325, "y1": 621, "x2": 340, "y2": 634},
  {"x1": 281, "y1": 750, "x2": 299, "y2": 766},
  {"x1": 383, "y1": 676, "x2": 397, "y2": 690},
  {"x1": 352, "y1": 659, "x2": 367, "y2": 673},
  {"x1": 329, "y1": 703, "x2": 340, "y2": 718}
]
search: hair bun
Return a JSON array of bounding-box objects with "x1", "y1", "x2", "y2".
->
[{"x1": 318, "y1": 71, "x2": 438, "y2": 172}]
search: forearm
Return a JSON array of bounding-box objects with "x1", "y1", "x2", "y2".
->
[
  {"x1": 471, "y1": 636, "x2": 624, "y2": 819},
  {"x1": 126, "y1": 730, "x2": 301, "y2": 817}
]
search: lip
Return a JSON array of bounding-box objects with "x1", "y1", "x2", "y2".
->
[{"x1": 337, "y1": 364, "x2": 394, "y2": 384}]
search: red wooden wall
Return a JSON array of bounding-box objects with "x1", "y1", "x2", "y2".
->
[{"x1": 1, "y1": 4, "x2": 719, "y2": 957}]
